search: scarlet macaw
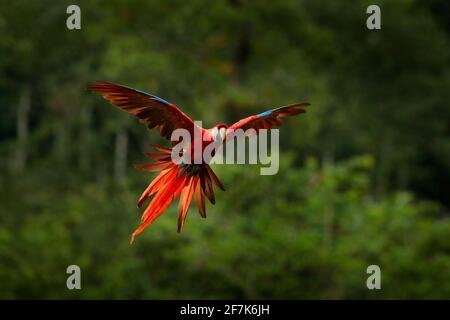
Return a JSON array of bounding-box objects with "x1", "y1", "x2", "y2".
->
[{"x1": 88, "y1": 81, "x2": 310, "y2": 242}]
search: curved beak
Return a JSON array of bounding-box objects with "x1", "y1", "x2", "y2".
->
[{"x1": 219, "y1": 127, "x2": 226, "y2": 141}]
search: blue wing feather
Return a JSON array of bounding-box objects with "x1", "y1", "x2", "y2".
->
[
  {"x1": 258, "y1": 110, "x2": 272, "y2": 118},
  {"x1": 116, "y1": 83, "x2": 172, "y2": 106}
]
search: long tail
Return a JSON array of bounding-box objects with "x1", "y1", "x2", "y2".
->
[{"x1": 130, "y1": 145, "x2": 225, "y2": 243}]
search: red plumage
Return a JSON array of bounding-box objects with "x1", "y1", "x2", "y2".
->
[{"x1": 88, "y1": 81, "x2": 309, "y2": 241}]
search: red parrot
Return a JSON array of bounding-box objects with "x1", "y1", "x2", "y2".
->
[{"x1": 88, "y1": 81, "x2": 310, "y2": 242}]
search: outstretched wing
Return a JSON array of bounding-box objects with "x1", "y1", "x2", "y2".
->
[
  {"x1": 228, "y1": 102, "x2": 310, "y2": 133},
  {"x1": 88, "y1": 81, "x2": 196, "y2": 140}
]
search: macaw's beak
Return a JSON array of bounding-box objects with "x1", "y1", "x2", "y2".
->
[{"x1": 219, "y1": 127, "x2": 226, "y2": 141}]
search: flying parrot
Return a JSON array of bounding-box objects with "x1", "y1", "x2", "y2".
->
[{"x1": 88, "y1": 81, "x2": 310, "y2": 242}]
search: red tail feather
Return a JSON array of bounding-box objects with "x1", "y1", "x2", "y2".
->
[
  {"x1": 130, "y1": 145, "x2": 225, "y2": 242},
  {"x1": 137, "y1": 165, "x2": 174, "y2": 208},
  {"x1": 194, "y1": 179, "x2": 206, "y2": 218},
  {"x1": 177, "y1": 176, "x2": 197, "y2": 232}
]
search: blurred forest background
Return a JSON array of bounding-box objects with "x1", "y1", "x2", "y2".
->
[{"x1": 0, "y1": 0, "x2": 449, "y2": 299}]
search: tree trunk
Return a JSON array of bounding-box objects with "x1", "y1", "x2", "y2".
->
[
  {"x1": 55, "y1": 122, "x2": 69, "y2": 167},
  {"x1": 78, "y1": 105, "x2": 92, "y2": 175},
  {"x1": 14, "y1": 85, "x2": 31, "y2": 173},
  {"x1": 114, "y1": 129, "x2": 128, "y2": 184}
]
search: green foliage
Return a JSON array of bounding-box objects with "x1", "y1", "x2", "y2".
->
[
  {"x1": 0, "y1": 0, "x2": 448, "y2": 298},
  {"x1": 0, "y1": 155, "x2": 448, "y2": 299}
]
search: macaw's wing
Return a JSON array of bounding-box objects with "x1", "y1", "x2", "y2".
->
[
  {"x1": 88, "y1": 81, "x2": 196, "y2": 140},
  {"x1": 228, "y1": 102, "x2": 310, "y2": 134}
]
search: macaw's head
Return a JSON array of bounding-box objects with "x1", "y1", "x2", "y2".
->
[{"x1": 210, "y1": 123, "x2": 228, "y2": 142}]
